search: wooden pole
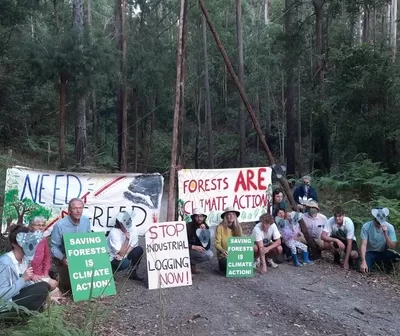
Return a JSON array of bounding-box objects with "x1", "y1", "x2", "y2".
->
[
  {"x1": 198, "y1": 0, "x2": 319, "y2": 258},
  {"x1": 167, "y1": 0, "x2": 188, "y2": 221}
]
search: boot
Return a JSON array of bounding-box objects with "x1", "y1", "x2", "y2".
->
[
  {"x1": 292, "y1": 254, "x2": 302, "y2": 267},
  {"x1": 333, "y1": 252, "x2": 341, "y2": 265},
  {"x1": 191, "y1": 264, "x2": 198, "y2": 274},
  {"x1": 302, "y1": 251, "x2": 313, "y2": 264},
  {"x1": 129, "y1": 269, "x2": 144, "y2": 281}
]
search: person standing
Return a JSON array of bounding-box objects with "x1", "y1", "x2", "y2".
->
[
  {"x1": 51, "y1": 198, "x2": 91, "y2": 292},
  {"x1": 186, "y1": 208, "x2": 213, "y2": 274}
]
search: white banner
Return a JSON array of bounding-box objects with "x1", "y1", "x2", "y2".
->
[
  {"x1": 178, "y1": 167, "x2": 272, "y2": 226},
  {"x1": 145, "y1": 221, "x2": 192, "y2": 290},
  {"x1": 2, "y1": 167, "x2": 164, "y2": 235}
]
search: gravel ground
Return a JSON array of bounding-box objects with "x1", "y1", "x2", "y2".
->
[{"x1": 66, "y1": 248, "x2": 400, "y2": 336}]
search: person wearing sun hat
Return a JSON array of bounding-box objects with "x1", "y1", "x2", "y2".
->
[
  {"x1": 215, "y1": 206, "x2": 243, "y2": 273},
  {"x1": 186, "y1": 208, "x2": 213, "y2": 274},
  {"x1": 360, "y1": 207, "x2": 399, "y2": 273},
  {"x1": 302, "y1": 200, "x2": 328, "y2": 251},
  {"x1": 107, "y1": 211, "x2": 144, "y2": 281}
]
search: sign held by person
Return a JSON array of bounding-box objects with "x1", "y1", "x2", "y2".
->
[
  {"x1": 145, "y1": 221, "x2": 192, "y2": 289},
  {"x1": 64, "y1": 232, "x2": 116, "y2": 302},
  {"x1": 2, "y1": 166, "x2": 164, "y2": 235},
  {"x1": 226, "y1": 237, "x2": 254, "y2": 278},
  {"x1": 178, "y1": 167, "x2": 272, "y2": 225}
]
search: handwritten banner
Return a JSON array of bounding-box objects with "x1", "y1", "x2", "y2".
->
[
  {"x1": 177, "y1": 167, "x2": 272, "y2": 226},
  {"x1": 1, "y1": 166, "x2": 164, "y2": 235},
  {"x1": 64, "y1": 232, "x2": 116, "y2": 302},
  {"x1": 145, "y1": 221, "x2": 192, "y2": 290},
  {"x1": 226, "y1": 237, "x2": 254, "y2": 278}
]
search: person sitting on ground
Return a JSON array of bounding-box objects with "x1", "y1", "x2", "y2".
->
[
  {"x1": 29, "y1": 217, "x2": 64, "y2": 302},
  {"x1": 272, "y1": 188, "x2": 287, "y2": 212},
  {"x1": 252, "y1": 213, "x2": 283, "y2": 274},
  {"x1": 360, "y1": 207, "x2": 399, "y2": 273},
  {"x1": 107, "y1": 211, "x2": 144, "y2": 281},
  {"x1": 301, "y1": 200, "x2": 328, "y2": 251},
  {"x1": 186, "y1": 208, "x2": 213, "y2": 274},
  {"x1": 293, "y1": 175, "x2": 318, "y2": 209},
  {"x1": 321, "y1": 206, "x2": 360, "y2": 270},
  {"x1": 0, "y1": 225, "x2": 50, "y2": 312},
  {"x1": 51, "y1": 198, "x2": 91, "y2": 292},
  {"x1": 281, "y1": 212, "x2": 312, "y2": 267},
  {"x1": 215, "y1": 206, "x2": 243, "y2": 274}
]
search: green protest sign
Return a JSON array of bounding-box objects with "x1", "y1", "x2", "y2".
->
[
  {"x1": 226, "y1": 237, "x2": 254, "y2": 278},
  {"x1": 64, "y1": 232, "x2": 116, "y2": 302}
]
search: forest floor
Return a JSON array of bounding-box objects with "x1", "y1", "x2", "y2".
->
[{"x1": 65, "y1": 246, "x2": 400, "y2": 336}]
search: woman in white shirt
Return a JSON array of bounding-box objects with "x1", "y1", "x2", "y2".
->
[{"x1": 107, "y1": 211, "x2": 144, "y2": 281}]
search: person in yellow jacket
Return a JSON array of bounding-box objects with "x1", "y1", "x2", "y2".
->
[{"x1": 215, "y1": 206, "x2": 243, "y2": 273}]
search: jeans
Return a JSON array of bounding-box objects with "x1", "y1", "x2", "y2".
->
[
  {"x1": 189, "y1": 249, "x2": 213, "y2": 265},
  {"x1": 366, "y1": 249, "x2": 399, "y2": 270},
  {"x1": 13, "y1": 282, "x2": 50, "y2": 311},
  {"x1": 111, "y1": 246, "x2": 144, "y2": 272}
]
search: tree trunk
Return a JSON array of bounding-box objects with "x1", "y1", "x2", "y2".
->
[
  {"x1": 362, "y1": 3, "x2": 370, "y2": 43},
  {"x1": 59, "y1": 74, "x2": 67, "y2": 168},
  {"x1": 133, "y1": 88, "x2": 139, "y2": 172},
  {"x1": 144, "y1": 96, "x2": 156, "y2": 173},
  {"x1": 391, "y1": 0, "x2": 397, "y2": 61},
  {"x1": 167, "y1": 0, "x2": 188, "y2": 222},
  {"x1": 297, "y1": 67, "x2": 302, "y2": 177},
  {"x1": 284, "y1": 0, "x2": 296, "y2": 176},
  {"x1": 202, "y1": 13, "x2": 214, "y2": 168},
  {"x1": 73, "y1": 0, "x2": 87, "y2": 167},
  {"x1": 116, "y1": 0, "x2": 128, "y2": 172},
  {"x1": 236, "y1": 0, "x2": 246, "y2": 166},
  {"x1": 264, "y1": 0, "x2": 270, "y2": 25}
]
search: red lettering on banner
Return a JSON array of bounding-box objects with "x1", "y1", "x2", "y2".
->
[
  {"x1": 233, "y1": 194, "x2": 269, "y2": 209},
  {"x1": 234, "y1": 171, "x2": 247, "y2": 192},
  {"x1": 258, "y1": 168, "x2": 267, "y2": 190},
  {"x1": 247, "y1": 170, "x2": 257, "y2": 190},
  {"x1": 183, "y1": 178, "x2": 230, "y2": 193},
  {"x1": 234, "y1": 169, "x2": 267, "y2": 192},
  {"x1": 160, "y1": 271, "x2": 188, "y2": 285},
  {"x1": 150, "y1": 223, "x2": 185, "y2": 240}
]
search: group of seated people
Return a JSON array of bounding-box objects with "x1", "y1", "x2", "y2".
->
[
  {"x1": 1, "y1": 182, "x2": 399, "y2": 313},
  {"x1": 189, "y1": 178, "x2": 399, "y2": 275}
]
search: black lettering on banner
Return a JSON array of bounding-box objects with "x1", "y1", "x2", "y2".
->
[{"x1": 93, "y1": 206, "x2": 104, "y2": 227}]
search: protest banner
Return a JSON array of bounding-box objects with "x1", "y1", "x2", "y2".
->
[
  {"x1": 177, "y1": 167, "x2": 272, "y2": 225},
  {"x1": 145, "y1": 221, "x2": 192, "y2": 290},
  {"x1": 226, "y1": 237, "x2": 254, "y2": 278},
  {"x1": 64, "y1": 232, "x2": 116, "y2": 302},
  {"x1": 1, "y1": 166, "x2": 164, "y2": 235}
]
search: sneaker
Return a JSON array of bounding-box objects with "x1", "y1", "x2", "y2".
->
[
  {"x1": 267, "y1": 258, "x2": 278, "y2": 268},
  {"x1": 254, "y1": 258, "x2": 261, "y2": 269}
]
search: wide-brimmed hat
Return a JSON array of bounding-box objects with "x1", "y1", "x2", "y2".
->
[
  {"x1": 305, "y1": 200, "x2": 320, "y2": 210},
  {"x1": 116, "y1": 211, "x2": 134, "y2": 230},
  {"x1": 221, "y1": 206, "x2": 240, "y2": 219},
  {"x1": 191, "y1": 208, "x2": 207, "y2": 220},
  {"x1": 371, "y1": 207, "x2": 389, "y2": 225}
]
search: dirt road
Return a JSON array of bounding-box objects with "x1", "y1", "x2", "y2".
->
[{"x1": 89, "y1": 255, "x2": 400, "y2": 336}]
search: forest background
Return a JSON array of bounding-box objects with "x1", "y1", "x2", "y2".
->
[{"x1": 1, "y1": 0, "x2": 400, "y2": 229}]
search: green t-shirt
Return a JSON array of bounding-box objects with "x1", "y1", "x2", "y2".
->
[{"x1": 360, "y1": 221, "x2": 397, "y2": 252}]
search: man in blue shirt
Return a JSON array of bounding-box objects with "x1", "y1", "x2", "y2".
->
[
  {"x1": 360, "y1": 207, "x2": 399, "y2": 273},
  {"x1": 51, "y1": 198, "x2": 91, "y2": 291}
]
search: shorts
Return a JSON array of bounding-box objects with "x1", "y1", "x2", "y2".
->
[{"x1": 332, "y1": 236, "x2": 358, "y2": 251}]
